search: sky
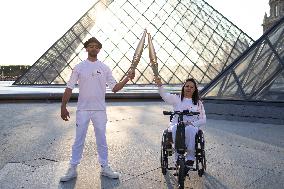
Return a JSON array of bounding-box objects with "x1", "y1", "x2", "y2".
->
[{"x1": 0, "y1": 0, "x2": 270, "y2": 66}]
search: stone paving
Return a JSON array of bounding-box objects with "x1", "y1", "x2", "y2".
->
[{"x1": 0, "y1": 101, "x2": 283, "y2": 189}]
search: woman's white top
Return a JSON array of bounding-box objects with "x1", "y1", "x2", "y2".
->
[{"x1": 159, "y1": 86, "x2": 206, "y2": 128}]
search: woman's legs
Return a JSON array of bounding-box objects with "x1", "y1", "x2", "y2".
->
[
  {"x1": 171, "y1": 124, "x2": 198, "y2": 162},
  {"x1": 171, "y1": 124, "x2": 179, "y2": 161},
  {"x1": 185, "y1": 126, "x2": 198, "y2": 161}
]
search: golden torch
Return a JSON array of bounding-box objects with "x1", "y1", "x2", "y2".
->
[
  {"x1": 123, "y1": 29, "x2": 147, "y2": 81},
  {"x1": 130, "y1": 29, "x2": 147, "y2": 69},
  {"x1": 147, "y1": 32, "x2": 159, "y2": 77}
]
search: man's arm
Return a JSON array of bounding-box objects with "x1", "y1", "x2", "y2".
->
[
  {"x1": 154, "y1": 76, "x2": 162, "y2": 86},
  {"x1": 61, "y1": 88, "x2": 72, "y2": 121},
  {"x1": 112, "y1": 69, "x2": 135, "y2": 93},
  {"x1": 112, "y1": 76, "x2": 130, "y2": 93}
]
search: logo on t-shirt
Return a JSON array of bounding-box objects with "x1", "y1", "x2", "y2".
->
[{"x1": 92, "y1": 70, "x2": 102, "y2": 77}]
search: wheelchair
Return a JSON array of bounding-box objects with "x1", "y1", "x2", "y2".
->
[{"x1": 160, "y1": 110, "x2": 206, "y2": 189}]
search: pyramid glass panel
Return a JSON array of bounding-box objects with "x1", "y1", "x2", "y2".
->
[
  {"x1": 14, "y1": 0, "x2": 253, "y2": 85},
  {"x1": 201, "y1": 17, "x2": 284, "y2": 102},
  {"x1": 257, "y1": 70, "x2": 284, "y2": 101}
]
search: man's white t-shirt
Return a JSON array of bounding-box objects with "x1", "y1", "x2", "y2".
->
[{"x1": 66, "y1": 59, "x2": 117, "y2": 111}]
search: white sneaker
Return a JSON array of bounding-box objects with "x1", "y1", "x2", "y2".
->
[
  {"x1": 60, "y1": 166, "x2": 78, "y2": 182},
  {"x1": 100, "y1": 165, "x2": 120, "y2": 179}
]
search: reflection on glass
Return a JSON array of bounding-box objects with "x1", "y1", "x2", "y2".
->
[{"x1": 203, "y1": 17, "x2": 284, "y2": 102}]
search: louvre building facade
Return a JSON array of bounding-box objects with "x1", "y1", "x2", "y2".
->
[{"x1": 13, "y1": 0, "x2": 284, "y2": 102}]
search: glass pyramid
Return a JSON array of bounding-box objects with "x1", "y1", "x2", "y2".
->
[
  {"x1": 201, "y1": 16, "x2": 284, "y2": 102},
  {"x1": 13, "y1": 0, "x2": 253, "y2": 86}
]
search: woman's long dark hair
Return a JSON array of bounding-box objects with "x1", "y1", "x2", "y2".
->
[{"x1": 180, "y1": 78, "x2": 200, "y2": 105}]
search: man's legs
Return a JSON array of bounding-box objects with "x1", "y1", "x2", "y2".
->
[
  {"x1": 61, "y1": 110, "x2": 90, "y2": 181},
  {"x1": 70, "y1": 110, "x2": 90, "y2": 165},
  {"x1": 91, "y1": 111, "x2": 119, "y2": 179},
  {"x1": 90, "y1": 111, "x2": 108, "y2": 166}
]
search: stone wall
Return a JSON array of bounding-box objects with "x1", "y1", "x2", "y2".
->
[{"x1": 204, "y1": 99, "x2": 284, "y2": 125}]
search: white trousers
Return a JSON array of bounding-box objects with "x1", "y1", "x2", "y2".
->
[
  {"x1": 70, "y1": 110, "x2": 108, "y2": 166},
  {"x1": 171, "y1": 124, "x2": 198, "y2": 161}
]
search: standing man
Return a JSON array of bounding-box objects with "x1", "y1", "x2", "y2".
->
[{"x1": 60, "y1": 37, "x2": 135, "y2": 182}]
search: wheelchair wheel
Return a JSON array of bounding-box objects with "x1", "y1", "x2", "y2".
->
[
  {"x1": 160, "y1": 131, "x2": 168, "y2": 175},
  {"x1": 177, "y1": 159, "x2": 185, "y2": 189},
  {"x1": 195, "y1": 130, "x2": 206, "y2": 177},
  {"x1": 198, "y1": 169, "x2": 204, "y2": 177},
  {"x1": 199, "y1": 130, "x2": 206, "y2": 171}
]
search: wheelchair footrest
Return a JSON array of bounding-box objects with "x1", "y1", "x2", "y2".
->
[
  {"x1": 196, "y1": 149, "x2": 203, "y2": 153},
  {"x1": 186, "y1": 167, "x2": 197, "y2": 171},
  {"x1": 173, "y1": 172, "x2": 190, "y2": 177}
]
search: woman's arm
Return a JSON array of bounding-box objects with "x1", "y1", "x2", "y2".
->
[
  {"x1": 154, "y1": 77, "x2": 179, "y2": 105},
  {"x1": 191, "y1": 101, "x2": 206, "y2": 127}
]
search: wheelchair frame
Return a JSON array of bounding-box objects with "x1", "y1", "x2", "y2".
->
[{"x1": 160, "y1": 110, "x2": 206, "y2": 189}]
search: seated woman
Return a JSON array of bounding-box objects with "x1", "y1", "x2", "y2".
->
[{"x1": 154, "y1": 77, "x2": 206, "y2": 166}]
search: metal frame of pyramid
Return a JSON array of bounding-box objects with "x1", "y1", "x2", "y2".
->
[
  {"x1": 201, "y1": 16, "x2": 284, "y2": 102},
  {"x1": 13, "y1": 0, "x2": 253, "y2": 86}
]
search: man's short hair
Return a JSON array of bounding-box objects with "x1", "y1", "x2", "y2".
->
[{"x1": 84, "y1": 37, "x2": 102, "y2": 49}]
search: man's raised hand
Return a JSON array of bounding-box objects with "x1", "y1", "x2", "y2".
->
[
  {"x1": 154, "y1": 76, "x2": 162, "y2": 86},
  {"x1": 127, "y1": 68, "x2": 135, "y2": 80}
]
